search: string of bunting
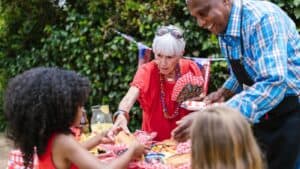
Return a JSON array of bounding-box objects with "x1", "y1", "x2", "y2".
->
[{"x1": 113, "y1": 29, "x2": 226, "y2": 62}]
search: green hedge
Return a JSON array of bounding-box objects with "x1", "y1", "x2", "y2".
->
[{"x1": 0, "y1": 0, "x2": 299, "y2": 131}]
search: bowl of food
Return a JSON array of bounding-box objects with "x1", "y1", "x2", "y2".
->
[{"x1": 145, "y1": 152, "x2": 165, "y2": 164}]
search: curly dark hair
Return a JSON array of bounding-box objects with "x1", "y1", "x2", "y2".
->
[{"x1": 4, "y1": 67, "x2": 91, "y2": 167}]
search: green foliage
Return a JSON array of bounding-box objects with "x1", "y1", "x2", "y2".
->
[
  {"x1": 271, "y1": 0, "x2": 300, "y2": 20},
  {"x1": 0, "y1": 0, "x2": 299, "y2": 131},
  {"x1": 0, "y1": 0, "x2": 66, "y2": 58},
  {"x1": 0, "y1": 69, "x2": 7, "y2": 131}
]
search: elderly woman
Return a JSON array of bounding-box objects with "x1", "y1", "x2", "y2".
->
[{"x1": 112, "y1": 25, "x2": 203, "y2": 141}]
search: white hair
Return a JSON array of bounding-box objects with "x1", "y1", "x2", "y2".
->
[{"x1": 152, "y1": 25, "x2": 186, "y2": 57}]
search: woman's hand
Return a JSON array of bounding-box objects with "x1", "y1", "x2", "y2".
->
[
  {"x1": 108, "y1": 114, "x2": 130, "y2": 140},
  {"x1": 114, "y1": 114, "x2": 130, "y2": 133},
  {"x1": 109, "y1": 86, "x2": 140, "y2": 138}
]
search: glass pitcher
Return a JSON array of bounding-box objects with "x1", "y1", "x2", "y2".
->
[{"x1": 90, "y1": 105, "x2": 113, "y2": 133}]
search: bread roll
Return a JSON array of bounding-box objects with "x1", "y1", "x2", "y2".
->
[{"x1": 115, "y1": 131, "x2": 136, "y2": 146}]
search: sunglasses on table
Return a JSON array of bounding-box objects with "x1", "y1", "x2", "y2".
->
[{"x1": 155, "y1": 27, "x2": 184, "y2": 39}]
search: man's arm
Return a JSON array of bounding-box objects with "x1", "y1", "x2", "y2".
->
[
  {"x1": 222, "y1": 73, "x2": 242, "y2": 94},
  {"x1": 226, "y1": 14, "x2": 288, "y2": 123}
]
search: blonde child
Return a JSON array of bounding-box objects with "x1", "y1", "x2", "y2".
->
[{"x1": 191, "y1": 105, "x2": 265, "y2": 169}]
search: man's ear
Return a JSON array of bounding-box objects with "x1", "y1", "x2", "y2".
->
[
  {"x1": 223, "y1": 0, "x2": 230, "y2": 6},
  {"x1": 223, "y1": 0, "x2": 232, "y2": 9}
]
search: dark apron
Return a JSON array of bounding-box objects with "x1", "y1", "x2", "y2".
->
[{"x1": 229, "y1": 59, "x2": 300, "y2": 169}]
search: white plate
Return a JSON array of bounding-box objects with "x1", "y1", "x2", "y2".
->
[{"x1": 180, "y1": 101, "x2": 206, "y2": 111}]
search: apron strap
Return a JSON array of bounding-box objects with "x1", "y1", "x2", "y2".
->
[{"x1": 228, "y1": 58, "x2": 254, "y2": 86}]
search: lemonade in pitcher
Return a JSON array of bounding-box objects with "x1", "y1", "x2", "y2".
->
[
  {"x1": 90, "y1": 105, "x2": 113, "y2": 133},
  {"x1": 91, "y1": 123, "x2": 113, "y2": 133}
]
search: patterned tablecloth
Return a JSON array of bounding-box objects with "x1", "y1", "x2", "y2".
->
[{"x1": 97, "y1": 130, "x2": 191, "y2": 169}]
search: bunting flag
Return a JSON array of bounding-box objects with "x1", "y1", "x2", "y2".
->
[
  {"x1": 137, "y1": 42, "x2": 152, "y2": 67},
  {"x1": 113, "y1": 29, "x2": 138, "y2": 44},
  {"x1": 113, "y1": 29, "x2": 153, "y2": 67},
  {"x1": 189, "y1": 58, "x2": 211, "y2": 96}
]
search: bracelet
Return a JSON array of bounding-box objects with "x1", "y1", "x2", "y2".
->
[{"x1": 113, "y1": 109, "x2": 129, "y2": 123}]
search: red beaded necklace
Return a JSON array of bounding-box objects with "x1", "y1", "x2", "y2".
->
[{"x1": 159, "y1": 64, "x2": 181, "y2": 119}]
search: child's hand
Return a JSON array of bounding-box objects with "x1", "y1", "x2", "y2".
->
[
  {"x1": 80, "y1": 130, "x2": 115, "y2": 150},
  {"x1": 93, "y1": 130, "x2": 114, "y2": 144},
  {"x1": 107, "y1": 126, "x2": 126, "y2": 141},
  {"x1": 172, "y1": 112, "x2": 196, "y2": 142},
  {"x1": 128, "y1": 140, "x2": 148, "y2": 160}
]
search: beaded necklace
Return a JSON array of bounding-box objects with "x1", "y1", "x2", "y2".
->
[{"x1": 159, "y1": 64, "x2": 181, "y2": 119}]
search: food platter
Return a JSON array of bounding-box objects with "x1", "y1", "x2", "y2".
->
[{"x1": 85, "y1": 130, "x2": 191, "y2": 169}]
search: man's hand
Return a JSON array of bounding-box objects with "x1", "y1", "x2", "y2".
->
[
  {"x1": 203, "y1": 88, "x2": 234, "y2": 104},
  {"x1": 187, "y1": 93, "x2": 206, "y2": 101},
  {"x1": 171, "y1": 112, "x2": 196, "y2": 142}
]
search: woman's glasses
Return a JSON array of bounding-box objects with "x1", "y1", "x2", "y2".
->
[{"x1": 155, "y1": 27, "x2": 183, "y2": 39}]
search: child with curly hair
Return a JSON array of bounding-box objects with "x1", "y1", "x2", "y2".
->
[
  {"x1": 4, "y1": 67, "x2": 145, "y2": 169},
  {"x1": 191, "y1": 105, "x2": 265, "y2": 169}
]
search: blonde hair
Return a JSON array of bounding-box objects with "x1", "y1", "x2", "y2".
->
[
  {"x1": 152, "y1": 25, "x2": 186, "y2": 57},
  {"x1": 191, "y1": 105, "x2": 265, "y2": 169}
]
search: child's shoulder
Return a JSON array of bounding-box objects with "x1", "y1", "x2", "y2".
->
[
  {"x1": 54, "y1": 133, "x2": 77, "y2": 145},
  {"x1": 51, "y1": 133, "x2": 79, "y2": 160},
  {"x1": 51, "y1": 133, "x2": 79, "y2": 153}
]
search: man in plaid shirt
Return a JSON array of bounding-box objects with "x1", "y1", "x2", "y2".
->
[{"x1": 173, "y1": 0, "x2": 300, "y2": 168}]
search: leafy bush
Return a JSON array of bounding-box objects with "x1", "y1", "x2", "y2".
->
[
  {"x1": 0, "y1": 69, "x2": 7, "y2": 131},
  {"x1": 0, "y1": 0, "x2": 299, "y2": 131}
]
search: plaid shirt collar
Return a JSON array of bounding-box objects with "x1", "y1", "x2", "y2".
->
[{"x1": 221, "y1": 0, "x2": 243, "y2": 38}]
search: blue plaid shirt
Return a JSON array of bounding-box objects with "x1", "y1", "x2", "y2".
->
[{"x1": 219, "y1": 0, "x2": 300, "y2": 123}]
